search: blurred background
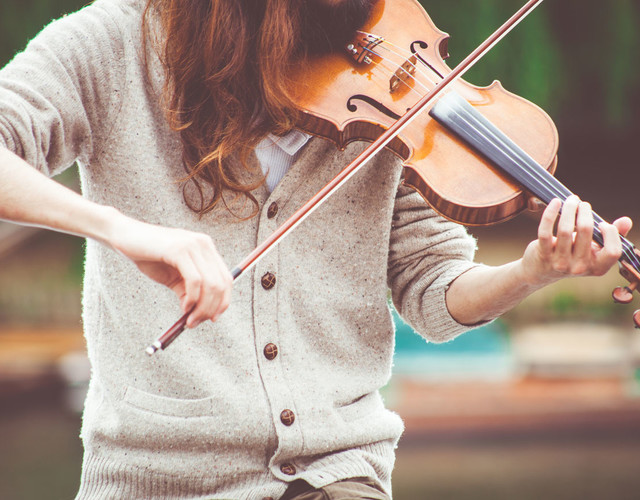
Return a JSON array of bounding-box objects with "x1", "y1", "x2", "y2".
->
[{"x1": 1, "y1": 0, "x2": 639, "y2": 498}]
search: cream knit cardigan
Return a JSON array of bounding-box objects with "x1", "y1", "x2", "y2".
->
[{"x1": 0, "y1": 0, "x2": 480, "y2": 498}]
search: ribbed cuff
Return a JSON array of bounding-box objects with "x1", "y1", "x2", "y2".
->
[{"x1": 420, "y1": 261, "x2": 488, "y2": 343}]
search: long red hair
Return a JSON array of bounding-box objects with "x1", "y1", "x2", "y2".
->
[{"x1": 143, "y1": 0, "x2": 302, "y2": 217}]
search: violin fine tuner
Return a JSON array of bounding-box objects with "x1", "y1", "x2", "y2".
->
[{"x1": 346, "y1": 33, "x2": 383, "y2": 65}]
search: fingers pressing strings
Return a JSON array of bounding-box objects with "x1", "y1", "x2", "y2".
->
[{"x1": 353, "y1": 36, "x2": 637, "y2": 272}]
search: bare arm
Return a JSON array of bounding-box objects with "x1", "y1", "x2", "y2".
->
[
  {"x1": 0, "y1": 146, "x2": 115, "y2": 241},
  {"x1": 446, "y1": 196, "x2": 633, "y2": 325},
  {"x1": 0, "y1": 146, "x2": 232, "y2": 328}
]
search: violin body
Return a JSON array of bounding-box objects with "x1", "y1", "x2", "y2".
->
[
  {"x1": 289, "y1": 0, "x2": 640, "y2": 326},
  {"x1": 290, "y1": 0, "x2": 559, "y2": 225}
]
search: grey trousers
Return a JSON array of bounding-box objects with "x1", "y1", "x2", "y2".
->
[{"x1": 280, "y1": 477, "x2": 390, "y2": 500}]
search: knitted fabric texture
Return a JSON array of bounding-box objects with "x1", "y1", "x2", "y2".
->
[{"x1": 0, "y1": 0, "x2": 480, "y2": 498}]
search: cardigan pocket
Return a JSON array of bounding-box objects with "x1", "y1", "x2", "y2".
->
[
  {"x1": 123, "y1": 385, "x2": 216, "y2": 418},
  {"x1": 335, "y1": 391, "x2": 384, "y2": 422}
]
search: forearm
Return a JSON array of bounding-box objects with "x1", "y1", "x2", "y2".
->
[
  {"x1": 0, "y1": 146, "x2": 118, "y2": 245},
  {"x1": 438, "y1": 195, "x2": 631, "y2": 327},
  {"x1": 445, "y1": 259, "x2": 548, "y2": 325},
  {"x1": 0, "y1": 145, "x2": 233, "y2": 326}
]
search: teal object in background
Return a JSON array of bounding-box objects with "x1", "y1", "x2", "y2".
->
[{"x1": 392, "y1": 307, "x2": 514, "y2": 380}]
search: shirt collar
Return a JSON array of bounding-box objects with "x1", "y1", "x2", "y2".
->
[{"x1": 265, "y1": 130, "x2": 312, "y2": 156}]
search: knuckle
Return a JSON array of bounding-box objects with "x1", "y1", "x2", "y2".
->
[
  {"x1": 168, "y1": 241, "x2": 188, "y2": 259},
  {"x1": 604, "y1": 223, "x2": 620, "y2": 237},
  {"x1": 201, "y1": 277, "x2": 217, "y2": 291},
  {"x1": 605, "y1": 248, "x2": 622, "y2": 261},
  {"x1": 219, "y1": 297, "x2": 230, "y2": 312},
  {"x1": 538, "y1": 237, "x2": 553, "y2": 248},
  {"x1": 571, "y1": 263, "x2": 589, "y2": 275},
  {"x1": 193, "y1": 233, "x2": 213, "y2": 249},
  {"x1": 189, "y1": 276, "x2": 203, "y2": 289},
  {"x1": 556, "y1": 228, "x2": 573, "y2": 240},
  {"x1": 537, "y1": 231, "x2": 552, "y2": 242},
  {"x1": 553, "y1": 261, "x2": 569, "y2": 273},
  {"x1": 541, "y1": 212, "x2": 556, "y2": 224},
  {"x1": 210, "y1": 279, "x2": 228, "y2": 295}
]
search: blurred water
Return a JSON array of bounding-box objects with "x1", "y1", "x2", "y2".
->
[{"x1": 394, "y1": 311, "x2": 515, "y2": 381}]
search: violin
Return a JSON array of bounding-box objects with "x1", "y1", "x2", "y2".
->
[{"x1": 146, "y1": 0, "x2": 640, "y2": 355}]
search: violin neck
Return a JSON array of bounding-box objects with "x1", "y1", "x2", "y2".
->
[{"x1": 429, "y1": 91, "x2": 640, "y2": 273}]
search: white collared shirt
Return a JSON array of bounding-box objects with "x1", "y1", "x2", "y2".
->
[{"x1": 255, "y1": 130, "x2": 311, "y2": 192}]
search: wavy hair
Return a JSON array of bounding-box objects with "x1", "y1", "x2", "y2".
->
[{"x1": 143, "y1": 0, "x2": 302, "y2": 217}]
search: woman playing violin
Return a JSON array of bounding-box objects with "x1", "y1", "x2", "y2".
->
[{"x1": 0, "y1": 0, "x2": 632, "y2": 498}]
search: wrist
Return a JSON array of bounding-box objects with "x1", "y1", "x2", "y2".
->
[
  {"x1": 515, "y1": 257, "x2": 558, "y2": 289},
  {"x1": 85, "y1": 204, "x2": 125, "y2": 247}
]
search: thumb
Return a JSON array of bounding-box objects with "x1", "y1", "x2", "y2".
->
[{"x1": 612, "y1": 216, "x2": 633, "y2": 237}]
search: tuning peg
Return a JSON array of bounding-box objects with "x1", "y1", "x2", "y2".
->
[
  {"x1": 612, "y1": 282, "x2": 638, "y2": 304},
  {"x1": 634, "y1": 310, "x2": 640, "y2": 329}
]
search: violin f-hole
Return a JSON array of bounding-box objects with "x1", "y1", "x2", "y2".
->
[
  {"x1": 411, "y1": 40, "x2": 444, "y2": 79},
  {"x1": 346, "y1": 94, "x2": 402, "y2": 121}
]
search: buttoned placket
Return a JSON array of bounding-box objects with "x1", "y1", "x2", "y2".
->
[{"x1": 252, "y1": 194, "x2": 305, "y2": 480}]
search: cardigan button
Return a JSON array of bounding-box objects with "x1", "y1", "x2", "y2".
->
[
  {"x1": 261, "y1": 272, "x2": 276, "y2": 290},
  {"x1": 264, "y1": 343, "x2": 279, "y2": 360},
  {"x1": 280, "y1": 409, "x2": 295, "y2": 426},
  {"x1": 267, "y1": 202, "x2": 278, "y2": 219},
  {"x1": 280, "y1": 463, "x2": 296, "y2": 475}
]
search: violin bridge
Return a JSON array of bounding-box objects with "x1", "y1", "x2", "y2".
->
[
  {"x1": 389, "y1": 55, "x2": 418, "y2": 94},
  {"x1": 346, "y1": 32, "x2": 384, "y2": 65}
]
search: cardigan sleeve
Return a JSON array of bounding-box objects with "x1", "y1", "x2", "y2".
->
[
  {"x1": 387, "y1": 184, "x2": 483, "y2": 343},
  {"x1": 0, "y1": 0, "x2": 127, "y2": 177}
]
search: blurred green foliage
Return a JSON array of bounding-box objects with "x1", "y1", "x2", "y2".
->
[
  {"x1": 546, "y1": 289, "x2": 633, "y2": 324},
  {"x1": 423, "y1": 0, "x2": 640, "y2": 129},
  {"x1": 0, "y1": 0, "x2": 88, "y2": 63}
]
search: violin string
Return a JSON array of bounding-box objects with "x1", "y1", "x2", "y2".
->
[
  {"x1": 369, "y1": 54, "x2": 640, "y2": 270},
  {"x1": 361, "y1": 50, "x2": 427, "y2": 94},
  {"x1": 451, "y1": 102, "x2": 640, "y2": 269},
  {"x1": 362, "y1": 43, "x2": 440, "y2": 89},
  {"x1": 436, "y1": 95, "x2": 640, "y2": 269},
  {"x1": 356, "y1": 31, "x2": 445, "y2": 91},
  {"x1": 351, "y1": 40, "x2": 640, "y2": 269},
  {"x1": 436, "y1": 96, "x2": 639, "y2": 265},
  {"x1": 360, "y1": 45, "x2": 441, "y2": 93},
  {"x1": 360, "y1": 46, "x2": 575, "y2": 203},
  {"x1": 358, "y1": 49, "x2": 430, "y2": 98},
  {"x1": 369, "y1": 41, "x2": 640, "y2": 270}
]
